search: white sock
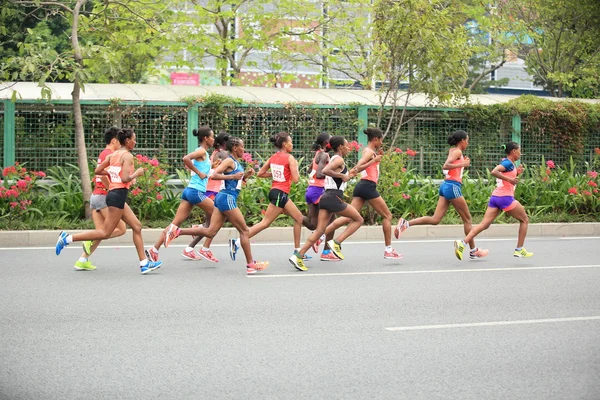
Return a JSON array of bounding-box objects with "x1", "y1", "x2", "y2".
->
[
  {"x1": 295, "y1": 248, "x2": 300, "y2": 252},
  {"x1": 235, "y1": 238, "x2": 241, "y2": 247},
  {"x1": 470, "y1": 247, "x2": 478, "y2": 253},
  {"x1": 66, "y1": 235, "x2": 74, "y2": 244},
  {"x1": 185, "y1": 246, "x2": 194, "y2": 252},
  {"x1": 385, "y1": 246, "x2": 393, "y2": 253},
  {"x1": 151, "y1": 246, "x2": 158, "y2": 252},
  {"x1": 320, "y1": 234, "x2": 326, "y2": 241},
  {"x1": 79, "y1": 257, "x2": 87, "y2": 263},
  {"x1": 202, "y1": 247, "x2": 209, "y2": 252},
  {"x1": 140, "y1": 259, "x2": 149, "y2": 267}
]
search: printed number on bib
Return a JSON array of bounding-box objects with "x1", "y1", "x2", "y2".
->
[
  {"x1": 271, "y1": 163, "x2": 285, "y2": 182},
  {"x1": 106, "y1": 166, "x2": 122, "y2": 183}
]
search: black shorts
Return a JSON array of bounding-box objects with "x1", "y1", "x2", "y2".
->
[
  {"x1": 319, "y1": 189, "x2": 347, "y2": 213},
  {"x1": 268, "y1": 188, "x2": 289, "y2": 208},
  {"x1": 353, "y1": 180, "x2": 380, "y2": 200},
  {"x1": 106, "y1": 188, "x2": 129, "y2": 209}
]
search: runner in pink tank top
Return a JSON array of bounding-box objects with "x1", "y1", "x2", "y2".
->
[
  {"x1": 324, "y1": 128, "x2": 402, "y2": 260},
  {"x1": 454, "y1": 141, "x2": 533, "y2": 260}
]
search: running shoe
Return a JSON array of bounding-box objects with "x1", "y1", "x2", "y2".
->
[
  {"x1": 198, "y1": 248, "x2": 219, "y2": 263},
  {"x1": 247, "y1": 265, "x2": 256, "y2": 275},
  {"x1": 294, "y1": 251, "x2": 312, "y2": 261},
  {"x1": 514, "y1": 248, "x2": 534, "y2": 258},
  {"x1": 141, "y1": 260, "x2": 162, "y2": 274},
  {"x1": 384, "y1": 249, "x2": 403, "y2": 260},
  {"x1": 55, "y1": 231, "x2": 69, "y2": 255},
  {"x1": 394, "y1": 218, "x2": 409, "y2": 239},
  {"x1": 327, "y1": 239, "x2": 344, "y2": 260},
  {"x1": 182, "y1": 249, "x2": 202, "y2": 260},
  {"x1": 312, "y1": 237, "x2": 323, "y2": 253},
  {"x1": 74, "y1": 260, "x2": 96, "y2": 271},
  {"x1": 289, "y1": 254, "x2": 308, "y2": 271},
  {"x1": 470, "y1": 248, "x2": 490, "y2": 259},
  {"x1": 228, "y1": 238, "x2": 239, "y2": 261},
  {"x1": 145, "y1": 247, "x2": 159, "y2": 262},
  {"x1": 164, "y1": 224, "x2": 180, "y2": 248},
  {"x1": 82, "y1": 240, "x2": 93, "y2": 256},
  {"x1": 454, "y1": 240, "x2": 465, "y2": 260},
  {"x1": 320, "y1": 251, "x2": 341, "y2": 262},
  {"x1": 251, "y1": 260, "x2": 269, "y2": 271}
]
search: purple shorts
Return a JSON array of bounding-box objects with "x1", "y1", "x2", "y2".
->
[
  {"x1": 305, "y1": 186, "x2": 325, "y2": 205},
  {"x1": 205, "y1": 191, "x2": 219, "y2": 200},
  {"x1": 488, "y1": 195, "x2": 517, "y2": 211}
]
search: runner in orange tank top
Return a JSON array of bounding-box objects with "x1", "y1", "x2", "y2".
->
[
  {"x1": 55, "y1": 128, "x2": 163, "y2": 274},
  {"x1": 395, "y1": 130, "x2": 489, "y2": 260},
  {"x1": 324, "y1": 128, "x2": 403, "y2": 260},
  {"x1": 228, "y1": 131, "x2": 308, "y2": 261},
  {"x1": 454, "y1": 141, "x2": 533, "y2": 260}
]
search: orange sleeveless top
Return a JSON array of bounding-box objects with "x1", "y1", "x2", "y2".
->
[{"x1": 106, "y1": 150, "x2": 133, "y2": 190}]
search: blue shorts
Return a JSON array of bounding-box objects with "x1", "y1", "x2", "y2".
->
[
  {"x1": 214, "y1": 192, "x2": 238, "y2": 212},
  {"x1": 181, "y1": 187, "x2": 209, "y2": 205},
  {"x1": 438, "y1": 180, "x2": 463, "y2": 200}
]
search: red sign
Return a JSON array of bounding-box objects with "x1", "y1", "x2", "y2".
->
[{"x1": 170, "y1": 72, "x2": 200, "y2": 86}]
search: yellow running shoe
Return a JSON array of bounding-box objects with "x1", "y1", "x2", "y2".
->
[
  {"x1": 514, "y1": 248, "x2": 534, "y2": 258},
  {"x1": 454, "y1": 240, "x2": 465, "y2": 260},
  {"x1": 327, "y1": 239, "x2": 344, "y2": 260},
  {"x1": 74, "y1": 260, "x2": 96, "y2": 271},
  {"x1": 288, "y1": 254, "x2": 308, "y2": 271}
]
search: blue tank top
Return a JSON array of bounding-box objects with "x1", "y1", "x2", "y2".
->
[
  {"x1": 187, "y1": 149, "x2": 211, "y2": 192},
  {"x1": 222, "y1": 156, "x2": 244, "y2": 196}
]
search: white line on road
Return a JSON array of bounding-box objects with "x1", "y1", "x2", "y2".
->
[
  {"x1": 385, "y1": 316, "x2": 600, "y2": 331},
  {"x1": 246, "y1": 264, "x2": 600, "y2": 279}
]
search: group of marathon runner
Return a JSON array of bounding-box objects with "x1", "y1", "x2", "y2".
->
[{"x1": 54, "y1": 126, "x2": 533, "y2": 274}]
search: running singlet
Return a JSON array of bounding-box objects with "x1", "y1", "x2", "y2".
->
[
  {"x1": 268, "y1": 152, "x2": 292, "y2": 193},
  {"x1": 360, "y1": 151, "x2": 380, "y2": 183},
  {"x1": 221, "y1": 156, "x2": 244, "y2": 196},
  {"x1": 491, "y1": 158, "x2": 517, "y2": 197},
  {"x1": 308, "y1": 150, "x2": 326, "y2": 188},
  {"x1": 206, "y1": 150, "x2": 225, "y2": 193},
  {"x1": 106, "y1": 150, "x2": 133, "y2": 190},
  {"x1": 442, "y1": 148, "x2": 464, "y2": 183},
  {"x1": 93, "y1": 148, "x2": 112, "y2": 194},
  {"x1": 324, "y1": 155, "x2": 348, "y2": 191},
  {"x1": 187, "y1": 148, "x2": 211, "y2": 192}
]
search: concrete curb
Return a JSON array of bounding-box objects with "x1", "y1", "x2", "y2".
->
[{"x1": 1, "y1": 223, "x2": 598, "y2": 247}]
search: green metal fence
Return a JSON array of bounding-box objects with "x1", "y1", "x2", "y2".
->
[{"x1": 2, "y1": 99, "x2": 597, "y2": 176}]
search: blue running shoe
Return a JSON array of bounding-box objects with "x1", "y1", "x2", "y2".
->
[
  {"x1": 55, "y1": 231, "x2": 69, "y2": 255},
  {"x1": 140, "y1": 260, "x2": 162, "y2": 274},
  {"x1": 228, "y1": 238, "x2": 238, "y2": 261},
  {"x1": 293, "y1": 250, "x2": 312, "y2": 261}
]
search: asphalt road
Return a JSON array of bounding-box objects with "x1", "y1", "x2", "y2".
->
[{"x1": 1, "y1": 236, "x2": 599, "y2": 400}]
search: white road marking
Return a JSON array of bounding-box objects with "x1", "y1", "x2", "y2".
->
[
  {"x1": 385, "y1": 316, "x2": 600, "y2": 331},
  {"x1": 246, "y1": 264, "x2": 600, "y2": 278}
]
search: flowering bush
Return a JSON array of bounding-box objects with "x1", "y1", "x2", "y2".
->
[{"x1": 1, "y1": 163, "x2": 45, "y2": 221}]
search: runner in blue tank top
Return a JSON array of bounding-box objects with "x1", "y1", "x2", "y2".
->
[
  {"x1": 146, "y1": 126, "x2": 216, "y2": 262},
  {"x1": 164, "y1": 137, "x2": 270, "y2": 275}
]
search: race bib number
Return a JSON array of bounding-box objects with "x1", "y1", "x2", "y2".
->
[
  {"x1": 106, "y1": 166, "x2": 122, "y2": 183},
  {"x1": 271, "y1": 163, "x2": 285, "y2": 182}
]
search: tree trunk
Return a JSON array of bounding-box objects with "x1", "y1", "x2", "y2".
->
[{"x1": 72, "y1": 0, "x2": 92, "y2": 219}]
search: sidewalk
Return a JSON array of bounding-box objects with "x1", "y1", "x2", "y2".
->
[{"x1": 1, "y1": 223, "x2": 598, "y2": 247}]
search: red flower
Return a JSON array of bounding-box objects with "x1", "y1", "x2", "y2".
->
[
  {"x1": 583, "y1": 190, "x2": 592, "y2": 196},
  {"x1": 568, "y1": 187, "x2": 578, "y2": 195},
  {"x1": 594, "y1": 189, "x2": 599, "y2": 194},
  {"x1": 394, "y1": 148, "x2": 403, "y2": 153},
  {"x1": 401, "y1": 167, "x2": 407, "y2": 173},
  {"x1": 406, "y1": 149, "x2": 417, "y2": 157},
  {"x1": 16, "y1": 180, "x2": 28, "y2": 190},
  {"x1": 136, "y1": 154, "x2": 143, "y2": 160},
  {"x1": 24, "y1": 176, "x2": 32, "y2": 182},
  {"x1": 35, "y1": 171, "x2": 46, "y2": 178},
  {"x1": 9, "y1": 201, "x2": 18, "y2": 209},
  {"x1": 588, "y1": 180, "x2": 598, "y2": 188},
  {"x1": 156, "y1": 194, "x2": 163, "y2": 201},
  {"x1": 595, "y1": 148, "x2": 600, "y2": 155},
  {"x1": 5, "y1": 189, "x2": 19, "y2": 198},
  {"x1": 546, "y1": 160, "x2": 555, "y2": 169},
  {"x1": 159, "y1": 169, "x2": 167, "y2": 175},
  {"x1": 542, "y1": 177, "x2": 549, "y2": 182},
  {"x1": 242, "y1": 153, "x2": 254, "y2": 163},
  {"x1": 348, "y1": 141, "x2": 361, "y2": 151},
  {"x1": 402, "y1": 193, "x2": 411, "y2": 199},
  {"x1": 131, "y1": 188, "x2": 143, "y2": 196},
  {"x1": 147, "y1": 198, "x2": 152, "y2": 203},
  {"x1": 588, "y1": 171, "x2": 598, "y2": 179},
  {"x1": 150, "y1": 159, "x2": 159, "y2": 167},
  {"x1": 545, "y1": 169, "x2": 551, "y2": 176},
  {"x1": 393, "y1": 182, "x2": 400, "y2": 187}
]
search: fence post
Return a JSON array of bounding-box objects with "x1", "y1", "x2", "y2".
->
[
  {"x1": 187, "y1": 103, "x2": 199, "y2": 154},
  {"x1": 357, "y1": 106, "x2": 368, "y2": 147},
  {"x1": 3, "y1": 100, "x2": 15, "y2": 168},
  {"x1": 511, "y1": 114, "x2": 521, "y2": 145}
]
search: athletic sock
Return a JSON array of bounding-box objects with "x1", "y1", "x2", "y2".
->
[
  {"x1": 78, "y1": 257, "x2": 87, "y2": 263},
  {"x1": 515, "y1": 247, "x2": 522, "y2": 251},
  {"x1": 385, "y1": 246, "x2": 393, "y2": 253},
  {"x1": 66, "y1": 235, "x2": 74, "y2": 244},
  {"x1": 235, "y1": 238, "x2": 241, "y2": 248},
  {"x1": 320, "y1": 234, "x2": 326, "y2": 241},
  {"x1": 140, "y1": 259, "x2": 149, "y2": 267},
  {"x1": 185, "y1": 246, "x2": 194, "y2": 252},
  {"x1": 202, "y1": 247, "x2": 210, "y2": 252},
  {"x1": 470, "y1": 247, "x2": 478, "y2": 253}
]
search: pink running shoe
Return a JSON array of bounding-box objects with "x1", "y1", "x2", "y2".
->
[
  {"x1": 469, "y1": 248, "x2": 490, "y2": 259},
  {"x1": 394, "y1": 218, "x2": 409, "y2": 239},
  {"x1": 251, "y1": 260, "x2": 269, "y2": 271},
  {"x1": 384, "y1": 249, "x2": 403, "y2": 260},
  {"x1": 164, "y1": 224, "x2": 180, "y2": 248},
  {"x1": 145, "y1": 247, "x2": 159, "y2": 262},
  {"x1": 246, "y1": 265, "x2": 256, "y2": 275},
  {"x1": 312, "y1": 237, "x2": 323, "y2": 253},
  {"x1": 198, "y1": 248, "x2": 219, "y2": 263},
  {"x1": 182, "y1": 248, "x2": 202, "y2": 260},
  {"x1": 320, "y1": 252, "x2": 341, "y2": 261}
]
